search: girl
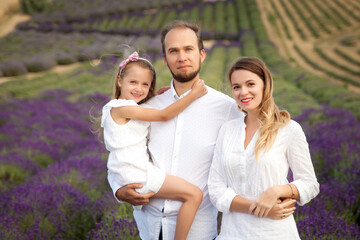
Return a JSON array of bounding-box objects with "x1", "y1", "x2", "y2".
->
[
  {"x1": 101, "y1": 51, "x2": 206, "y2": 240},
  {"x1": 208, "y1": 57, "x2": 319, "y2": 239}
]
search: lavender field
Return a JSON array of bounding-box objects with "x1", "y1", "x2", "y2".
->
[{"x1": 1, "y1": 0, "x2": 360, "y2": 239}]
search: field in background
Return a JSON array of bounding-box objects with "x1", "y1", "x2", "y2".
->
[{"x1": 0, "y1": 0, "x2": 359, "y2": 239}]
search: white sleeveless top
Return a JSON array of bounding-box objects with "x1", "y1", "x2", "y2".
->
[{"x1": 101, "y1": 99, "x2": 165, "y2": 195}]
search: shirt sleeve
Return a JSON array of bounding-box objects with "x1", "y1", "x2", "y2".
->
[
  {"x1": 287, "y1": 121, "x2": 320, "y2": 206},
  {"x1": 227, "y1": 101, "x2": 242, "y2": 121},
  {"x1": 208, "y1": 124, "x2": 237, "y2": 213}
]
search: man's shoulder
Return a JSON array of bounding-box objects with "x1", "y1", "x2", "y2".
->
[
  {"x1": 206, "y1": 86, "x2": 235, "y2": 103},
  {"x1": 145, "y1": 90, "x2": 172, "y2": 108}
]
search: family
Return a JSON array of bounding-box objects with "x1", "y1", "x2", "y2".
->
[{"x1": 101, "y1": 20, "x2": 320, "y2": 240}]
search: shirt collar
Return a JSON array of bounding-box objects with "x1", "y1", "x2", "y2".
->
[{"x1": 170, "y1": 79, "x2": 191, "y2": 100}]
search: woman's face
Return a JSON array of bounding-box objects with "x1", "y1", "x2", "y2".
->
[{"x1": 230, "y1": 69, "x2": 264, "y2": 115}]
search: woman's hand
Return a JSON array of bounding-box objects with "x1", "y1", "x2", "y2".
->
[
  {"x1": 267, "y1": 198, "x2": 296, "y2": 220},
  {"x1": 249, "y1": 187, "x2": 278, "y2": 217},
  {"x1": 191, "y1": 79, "x2": 208, "y2": 98}
]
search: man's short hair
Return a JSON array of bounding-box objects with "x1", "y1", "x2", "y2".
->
[{"x1": 160, "y1": 20, "x2": 204, "y2": 56}]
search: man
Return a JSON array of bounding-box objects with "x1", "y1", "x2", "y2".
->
[{"x1": 108, "y1": 20, "x2": 240, "y2": 239}]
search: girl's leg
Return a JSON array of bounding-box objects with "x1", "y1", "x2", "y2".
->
[{"x1": 154, "y1": 175, "x2": 203, "y2": 240}]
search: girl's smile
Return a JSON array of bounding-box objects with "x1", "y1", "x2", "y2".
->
[{"x1": 118, "y1": 65, "x2": 153, "y2": 103}]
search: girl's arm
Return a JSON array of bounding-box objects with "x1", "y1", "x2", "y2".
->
[{"x1": 112, "y1": 79, "x2": 207, "y2": 122}]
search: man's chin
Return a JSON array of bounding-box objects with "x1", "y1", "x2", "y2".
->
[{"x1": 172, "y1": 72, "x2": 199, "y2": 83}]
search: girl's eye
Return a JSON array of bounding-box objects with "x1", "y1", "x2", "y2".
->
[{"x1": 232, "y1": 86, "x2": 240, "y2": 90}]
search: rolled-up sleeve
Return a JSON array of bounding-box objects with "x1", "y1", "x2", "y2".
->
[
  {"x1": 287, "y1": 121, "x2": 320, "y2": 206},
  {"x1": 208, "y1": 125, "x2": 237, "y2": 213}
]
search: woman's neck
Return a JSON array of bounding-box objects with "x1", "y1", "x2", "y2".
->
[{"x1": 245, "y1": 111, "x2": 260, "y2": 128}]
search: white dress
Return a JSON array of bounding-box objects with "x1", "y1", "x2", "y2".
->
[
  {"x1": 208, "y1": 115, "x2": 320, "y2": 240},
  {"x1": 101, "y1": 99, "x2": 166, "y2": 201}
]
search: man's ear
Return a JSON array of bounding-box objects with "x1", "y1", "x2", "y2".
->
[
  {"x1": 200, "y1": 49, "x2": 206, "y2": 63},
  {"x1": 163, "y1": 56, "x2": 168, "y2": 66}
]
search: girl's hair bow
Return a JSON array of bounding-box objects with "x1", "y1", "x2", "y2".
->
[{"x1": 119, "y1": 51, "x2": 139, "y2": 71}]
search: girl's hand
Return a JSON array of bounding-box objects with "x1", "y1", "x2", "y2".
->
[
  {"x1": 267, "y1": 199, "x2": 296, "y2": 220},
  {"x1": 191, "y1": 79, "x2": 208, "y2": 98},
  {"x1": 249, "y1": 188, "x2": 278, "y2": 217}
]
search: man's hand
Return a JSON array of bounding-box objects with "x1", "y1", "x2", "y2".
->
[{"x1": 115, "y1": 183, "x2": 154, "y2": 206}]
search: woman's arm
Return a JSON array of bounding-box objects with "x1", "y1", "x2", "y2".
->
[
  {"x1": 287, "y1": 121, "x2": 320, "y2": 205},
  {"x1": 249, "y1": 121, "x2": 319, "y2": 217},
  {"x1": 112, "y1": 79, "x2": 207, "y2": 122},
  {"x1": 248, "y1": 184, "x2": 299, "y2": 217},
  {"x1": 231, "y1": 195, "x2": 296, "y2": 220}
]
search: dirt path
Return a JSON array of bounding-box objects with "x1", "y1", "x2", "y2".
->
[
  {"x1": 0, "y1": 14, "x2": 30, "y2": 37},
  {"x1": 0, "y1": 0, "x2": 30, "y2": 37},
  {"x1": 257, "y1": 0, "x2": 360, "y2": 93}
]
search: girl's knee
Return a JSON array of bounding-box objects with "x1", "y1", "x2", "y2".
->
[{"x1": 189, "y1": 186, "x2": 203, "y2": 205}]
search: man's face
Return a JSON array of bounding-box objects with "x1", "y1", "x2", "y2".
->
[{"x1": 163, "y1": 28, "x2": 205, "y2": 83}]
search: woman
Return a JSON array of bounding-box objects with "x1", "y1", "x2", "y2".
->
[{"x1": 208, "y1": 57, "x2": 319, "y2": 239}]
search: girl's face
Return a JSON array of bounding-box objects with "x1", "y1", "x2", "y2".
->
[
  {"x1": 118, "y1": 65, "x2": 153, "y2": 103},
  {"x1": 230, "y1": 69, "x2": 264, "y2": 115}
]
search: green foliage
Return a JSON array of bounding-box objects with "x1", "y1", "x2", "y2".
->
[
  {"x1": 0, "y1": 164, "x2": 28, "y2": 191},
  {"x1": 200, "y1": 46, "x2": 226, "y2": 90},
  {"x1": 20, "y1": 0, "x2": 51, "y2": 14},
  {"x1": 272, "y1": 76, "x2": 320, "y2": 117}
]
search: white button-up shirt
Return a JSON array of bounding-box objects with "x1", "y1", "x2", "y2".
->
[
  {"x1": 208, "y1": 116, "x2": 320, "y2": 239},
  {"x1": 111, "y1": 81, "x2": 240, "y2": 240}
]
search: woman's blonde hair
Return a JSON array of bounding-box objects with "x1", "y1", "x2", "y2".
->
[{"x1": 228, "y1": 57, "x2": 290, "y2": 159}]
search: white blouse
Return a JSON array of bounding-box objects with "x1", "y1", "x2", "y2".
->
[{"x1": 208, "y1": 115, "x2": 319, "y2": 239}]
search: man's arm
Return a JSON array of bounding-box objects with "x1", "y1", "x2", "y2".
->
[{"x1": 115, "y1": 183, "x2": 154, "y2": 205}]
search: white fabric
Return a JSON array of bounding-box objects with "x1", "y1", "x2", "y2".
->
[
  {"x1": 102, "y1": 99, "x2": 166, "y2": 205},
  {"x1": 108, "y1": 81, "x2": 240, "y2": 240},
  {"x1": 208, "y1": 116, "x2": 320, "y2": 239}
]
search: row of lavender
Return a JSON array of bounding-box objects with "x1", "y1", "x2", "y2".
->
[
  {"x1": 21, "y1": 0, "x2": 201, "y2": 17},
  {"x1": 18, "y1": 1, "x2": 238, "y2": 39},
  {"x1": 0, "y1": 31, "x2": 161, "y2": 77},
  {"x1": 0, "y1": 0, "x2": 239, "y2": 77},
  {"x1": 0, "y1": 88, "x2": 359, "y2": 239}
]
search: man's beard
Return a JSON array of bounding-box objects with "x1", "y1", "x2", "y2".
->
[{"x1": 168, "y1": 62, "x2": 201, "y2": 83}]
